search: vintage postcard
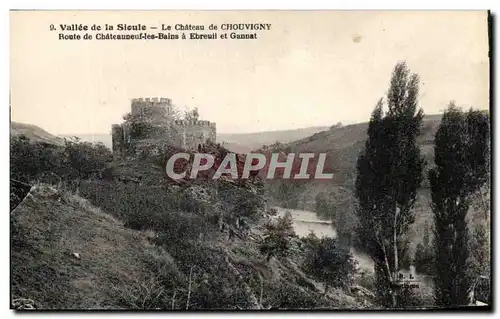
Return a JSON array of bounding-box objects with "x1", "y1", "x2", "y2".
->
[{"x1": 10, "y1": 10, "x2": 491, "y2": 311}]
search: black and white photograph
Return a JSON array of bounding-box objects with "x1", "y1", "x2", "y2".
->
[{"x1": 9, "y1": 10, "x2": 492, "y2": 311}]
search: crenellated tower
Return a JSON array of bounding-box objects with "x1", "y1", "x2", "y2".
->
[{"x1": 111, "y1": 97, "x2": 216, "y2": 155}]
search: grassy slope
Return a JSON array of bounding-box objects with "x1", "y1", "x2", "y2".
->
[{"x1": 11, "y1": 184, "x2": 175, "y2": 309}]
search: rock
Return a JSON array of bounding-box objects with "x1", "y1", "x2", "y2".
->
[{"x1": 72, "y1": 252, "x2": 81, "y2": 260}]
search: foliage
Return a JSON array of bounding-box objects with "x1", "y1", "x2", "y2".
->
[
  {"x1": 468, "y1": 221, "x2": 490, "y2": 280},
  {"x1": 413, "y1": 222, "x2": 434, "y2": 275},
  {"x1": 354, "y1": 62, "x2": 425, "y2": 307},
  {"x1": 315, "y1": 190, "x2": 358, "y2": 249},
  {"x1": 113, "y1": 276, "x2": 169, "y2": 309},
  {"x1": 61, "y1": 138, "x2": 112, "y2": 179},
  {"x1": 10, "y1": 135, "x2": 62, "y2": 182},
  {"x1": 336, "y1": 208, "x2": 358, "y2": 249},
  {"x1": 414, "y1": 244, "x2": 433, "y2": 276},
  {"x1": 355, "y1": 270, "x2": 376, "y2": 292},
  {"x1": 184, "y1": 107, "x2": 200, "y2": 122},
  {"x1": 302, "y1": 233, "x2": 357, "y2": 294},
  {"x1": 266, "y1": 180, "x2": 304, "y2": 209},
  {"x1": 259, "y1": 214, "x2": 296, "y2": 261},
  {"x1": 264, "y1": 281, "x2": 327, "y2": 309},
  {"x1": 429, "y1": 104, "x2": 490, "y2": 307},
  {"x1": 216, "y1": 180, "x2": 266, "y2": 226},
  {"x1": 10, "y1": 135, "x2": 112, "y2": 184},
  {"x1": 315, "y1": 192, "x2": 334, "y2": 219},
  {"x1": 397, "y1": 284, "x2": 434, "y2": 309},
  {"x1": 130, "y1": 121, "x2": 156, "y2": 139},
  {"x1": 79, "y1": 182, "x2": 214, "y2": 239}
]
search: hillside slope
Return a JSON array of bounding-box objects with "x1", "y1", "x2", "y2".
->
[
  {"x1": 11, "y1": 122, "x2": 65, "y2": 146},
  {"x1": 268, "y1": 114, "x2": 443, "y2": 207},
  {"x1": 11, "y1": 184, "x2": 176, "y2": 309},
  {"x1": 11, "y1": 181, "x2": 372, "y2": 310},
  {"x1": 287, "y1": 114, "x2": 442, "y2": 182},
  {"x1": 219, "y1": 126, "x2": 331, "y2": 152}
]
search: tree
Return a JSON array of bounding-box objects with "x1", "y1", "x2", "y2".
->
[
  {"x1": 259, "y1": 214, "x2": 295, "y2": 261},
  {"x1": 355, "y1": 62, "x2": 425, "y2": 308},
  {"x1": 469, "y1": 221, "x2": 490, "y2": 279},
  {"x1": 315, "y1": 192, "x2": 333, "y2": 219},
  {"x1": 302, "y1": 233, "x2": 357, "y2": 295},
  {"x1": 414, "y1": 222, "x2": 434, "y2": 275},
  {"x1": 10, "y1": 135, "x2": 112, "y2": 184},
  {"x1": 10, "y1": 135, "x2": 62, "y2": 183},
  {"x1": 429, "y1": 104, "x2": 490, "y2": 307},
  {"x1": 422, "y1": 221, "x2": 430, "y2": 248},
  {"x1": 336, "y1": 208, "x2": 357, "y2": 249},
  {"x1": 184, "y1": 107, "x2": 200, "y2": 121},
  {"x1": 62, "y1": 138, "x2": 112, "y2": 180}
]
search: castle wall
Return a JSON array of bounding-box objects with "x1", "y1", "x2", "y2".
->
[{"x1": 173, "y1": 120, "x2": 216, "y2": 149}]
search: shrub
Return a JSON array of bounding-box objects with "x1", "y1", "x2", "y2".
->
[
  {"x1": 264, "y1": 281, "x2": 328, "y2": 309},
  {"x1": 10, "y1": 135, "x2": 62, "y2": 182},
  {"x1": 79, "y1": 182, "x2": 213, "y2": 238},
  {"x1": 259, "y1": 214, "x2": 295, "y2": 261},
  {"x1": 302, "y1": 233, "x2": 357, "y2": 294}
]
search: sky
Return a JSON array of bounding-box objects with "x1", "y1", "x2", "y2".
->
[{"x1": 10, "y1": 11, "x2": 489, "y2": 135}]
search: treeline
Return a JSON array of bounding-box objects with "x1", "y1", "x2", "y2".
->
[{"x1": 354, "y1": 62, "x2": 490, "y2": 308}]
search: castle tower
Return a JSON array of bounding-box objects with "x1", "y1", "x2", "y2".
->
[
  {"x1": 111, "y1": 97, "x2": 217, "y2": 154},
  {"x1": 131, "y1": 97, "x2": 174, "y2": 122}
]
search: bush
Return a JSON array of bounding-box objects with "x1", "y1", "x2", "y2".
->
[
  {"x1": 355, "y1": 270, "x2": 376, "y2": 292},
  {"x1": 61, "y1": 138, "x2": 112, "y2": 180},
  {"x1": 259, "y1": 214, "x2": 295, "y2": 261},
  {"x1": 216, "y1": 181, "x2": 266, "y2": 228},
  {"x1": 10, "y1": 135, "x2": 62, "y2": 182},
  {"x1": 302, "y1": 233, "x2": 357, "y2": 294},
  {"x1": 79, "y1": 182, "x2": 214, "y2": 238}
]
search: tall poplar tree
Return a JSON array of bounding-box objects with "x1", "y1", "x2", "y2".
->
[
  {"x1": 355, "y1": 62, "x2": 425, "y2": 308},
  {"x1": 430, "y1": 104, "x2": 490, "y2": 307}
]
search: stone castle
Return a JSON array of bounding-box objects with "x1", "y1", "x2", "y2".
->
[{"x1": 112, "y1": 97, "x2": 216, "y2": 155}]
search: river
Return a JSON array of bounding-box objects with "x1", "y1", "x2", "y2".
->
[{"x1": 274, "y1": 206, "x2": 374, "y2": 273}]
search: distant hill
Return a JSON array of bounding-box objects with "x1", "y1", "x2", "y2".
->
[
  {"x1": 218, "y1": 126, "x2": 332, "y2": 152},
  {"x1": 11, "y1": 122, "x2": 65, "y2": 146},
  {"x1": 286, "y1": 114, "x2": 443, "y2": 185}
]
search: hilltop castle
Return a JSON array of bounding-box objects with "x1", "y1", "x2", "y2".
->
[{"x1": 111, "y1": 97, "x2": 216, "y2": 156}]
